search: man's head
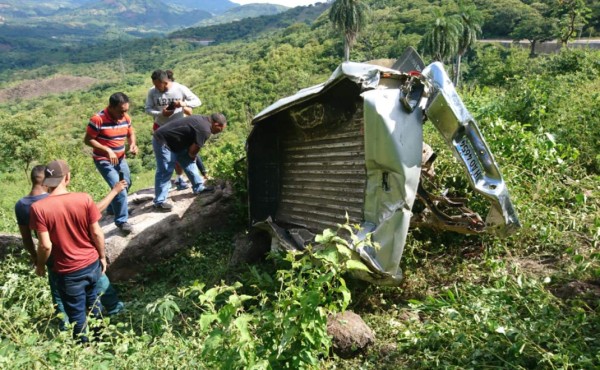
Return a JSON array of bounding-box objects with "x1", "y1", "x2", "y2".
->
[
  {"x1": 43, "y1": 160, "x2": 70, "y2": 188},
  {"x1": 151, "y1": 69, "x2": 171, "y2": 92},
  {"x1": 209, "y1": 113, "x2": 227, "y2": 134},
  {"x1": 108, "y1": 92, "x2": 130, "y2": 120},
  {"x1": 30, "y1": 165, "x2": 46, "y2": 186}
]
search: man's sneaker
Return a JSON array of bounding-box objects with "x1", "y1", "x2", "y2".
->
[
  {"x1": 194, "y1": 186, "x2": 215, "y2": 195},
  {"x1": 106, "y1": 301, "x2": 125, "y2": 316},
  {"x1": 117, "y1": 222, "x2": 133, "y2": 234},
  {"x1": 175, "y1": 178, "x2": 190, "y2": 190},
  {"x1": 153, "y1": 202, "x2": 173, "y2": 211}
]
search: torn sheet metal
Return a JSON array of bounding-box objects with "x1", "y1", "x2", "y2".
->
[{"x1": 421, "y1": 62, "x2": 520, "y2": 236}]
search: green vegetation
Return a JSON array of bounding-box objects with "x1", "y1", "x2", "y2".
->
[{"x1": 1, "y1": 0, "x2": 599, "y2": 368}]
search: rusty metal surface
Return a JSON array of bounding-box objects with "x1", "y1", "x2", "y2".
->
[{"x1": 275, "y1": 107, "x2": 366, "y2": 232}]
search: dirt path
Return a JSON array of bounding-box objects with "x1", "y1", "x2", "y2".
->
[{"x1": 0, "y1": 75, "x2": 97, "y2": 102}]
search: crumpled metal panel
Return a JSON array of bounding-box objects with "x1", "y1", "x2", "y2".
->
[
  {"x1": 359, "y1": 88, "x2": 423, "y2": 281},
  {"x1": 422, "y1": 62, "x2": 520, "y2": 236}
]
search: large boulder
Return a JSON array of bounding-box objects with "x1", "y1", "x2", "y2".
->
[{"x1": 102, "y1": 181, "x2": 235, "y2": 281}]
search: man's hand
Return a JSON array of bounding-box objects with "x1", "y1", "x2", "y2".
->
[
  {"x1": 113, "y1": 180, "x2": 127, "y2": 193},
  {"x1": 35, "y1": 264, "x2": 46, "y2": 277},
  {"x1": 129, "y1": 143, "x2": 139, "y2": 156},
  {"x1": 162, "y1": 108, "x2": 174, "y2": 117},
  {"x1": 100, "y1": 257, "x2": 107, "y2": 274},
  {"x1": 106, "y1": 148, "x2": 119, "y2": 165}
]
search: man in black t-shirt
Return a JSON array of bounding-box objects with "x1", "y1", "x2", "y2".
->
[{"x1": 152, "y1": 113, "x2": 227, "y2": 210}]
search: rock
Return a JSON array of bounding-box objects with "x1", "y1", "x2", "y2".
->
[
  {"x1": 0, "y1": 233, "x2": 23, "y2": 259},
  {"x1": 229, "y1": 229, "x2": 271, "y2": 266},
  {"x1": 102, "y1": 181, "x2": 235, "y2": 281},
  {"x1": 327, "y1": 310, "x2": 375, "y2": 358}
]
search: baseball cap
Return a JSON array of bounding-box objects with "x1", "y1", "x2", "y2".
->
[{"x1": 43, "y1": 160, "x2": 69, "y2": 187}]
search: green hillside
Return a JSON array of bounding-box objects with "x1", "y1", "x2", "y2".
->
[
  {"x1": 169, "y1": 2, "x2": 331, "y2": 43},
  {"x1": 10, "y1": 0, "x2": 212, "y2": 31},
  {"x1": 0, "y1": 0, "x2": 599, "y2": 368},
  {"x1": 193, "y1": 3, "x2": 289, "y2": 27}
]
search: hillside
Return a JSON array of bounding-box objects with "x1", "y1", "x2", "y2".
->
[
  {"x1": 164, "y1": 0, "x2": 238, "y2": 13},
  {"x1": 27, "y1": 0, "x2": 212, "y2": 30},
  {"x1": 169, "y1": 2, "x2": 330, "y2": 43},
  {"x1": 194, "y1": 3, "x2": 289, "y2": 27}
]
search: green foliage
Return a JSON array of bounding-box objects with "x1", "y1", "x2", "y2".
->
[
  {"x1": 1, "y1": 225, "x2": 356, "y2": 369},
  {"x1": 552, "y1": 0, "x2": 592, "y2": 46},
  {"x1": 0, "y1": 113, "x2": 47, "y2": 174},
  {"x1": 394, "y1": 266, "x2": 600, "y2": 368},
  {"x1": 510, "y1": 3, "x2": 558, "y2": 57}
]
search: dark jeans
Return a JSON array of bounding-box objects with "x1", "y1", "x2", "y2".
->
[{"x1": 56, "y1": 260, "x2": 102, "y2": 343}]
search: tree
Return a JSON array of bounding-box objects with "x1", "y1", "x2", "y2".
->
[
  {"x1": 328, "y1": 0, "x2": 370, "y2": 62},
  {"x1": 419, "y1": 7, "x2": 463, "y2": 64},
  {"x1": 454, "y1": 1, "x2": 483, "y2": 86},
  {"x1": 0, "y1": 115, "x2": 44, "y2": 175},
  {"x1": 510, "y1": 5, "x2": 557, "y2": 57},
  {"x1": 552, "y1": 0, "x2": 591, "y2": 47}
]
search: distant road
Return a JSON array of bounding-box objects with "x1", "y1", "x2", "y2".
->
[
  {"x1": 482, "y1": 38, "x2": 600, "y2": 44},
  {"x1": 480, "y1": 38, "x2": 600, "y2": 51}
]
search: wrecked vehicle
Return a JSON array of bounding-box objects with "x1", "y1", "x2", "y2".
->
[{"x1": 246, "y1": 48, "x2": 520, "y2": 285}]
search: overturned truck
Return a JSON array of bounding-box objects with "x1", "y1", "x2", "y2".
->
[{"x1": 246, "y1": 49, "x2": 520, "y2": 285}]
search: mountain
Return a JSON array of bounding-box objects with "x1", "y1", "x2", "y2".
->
[
  {"x1": 194, "y1": 4, "x2": 288, "y2": 27},
  {"x1": 49, "y1": 0, "x2": 212, "y2": 30},
  {"x1": 163, "y1": 0, "x2": 238, "y2": 14},
  {"x1": 0, "y1": 1, "x2": 78, "y2": 19},
  {"x1": 170, "y1": 2, "x2": 330, "y2": 43}
]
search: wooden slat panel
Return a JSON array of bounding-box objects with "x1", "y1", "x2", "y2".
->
[{"x1": 276, "y1": 108, "x2": 366, "y2": 232}]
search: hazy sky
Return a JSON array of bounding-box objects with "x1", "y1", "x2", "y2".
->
[{"x1": 232, "y1": 0, "x2": 325, "y2": 6}]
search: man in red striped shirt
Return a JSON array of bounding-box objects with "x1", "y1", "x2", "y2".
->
[{"x1": 84, "y1": 92, "x2": 138, "y2": 234}]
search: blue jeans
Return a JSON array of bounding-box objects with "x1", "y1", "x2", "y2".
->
[
  {"x1": 56, "y1": 260, "x2": 103, "y2": 343},
  {"x1": 94, "y1": 159, "x2": 130, "y2": 225},
  {"x1": 153, "y1": 137, "x2": 205, "y2": 205},
  {"x1": 49, "y1": 269, "x2": 123, "y2": 330}
]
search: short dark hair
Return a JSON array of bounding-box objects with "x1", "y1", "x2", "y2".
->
[
  {"x1": 31, "y1": 165, "x2": 46, "y2": 185},
  {"x1": 166, "y1": 69, "x2": 175, "y2": 81},
  {"x1": 151, "y1": 69, "x2": 169, "y2": 82},
  {"x1": 109, "y1": 92, "x2": 129, "y2": 107},
  {"x1": 210, "y1": 113, "x2": 227, "y2": 126}
]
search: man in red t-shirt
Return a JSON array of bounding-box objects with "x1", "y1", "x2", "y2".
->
[{"x1": 30, "y1": 160, "x2": 106, "y2": 343}]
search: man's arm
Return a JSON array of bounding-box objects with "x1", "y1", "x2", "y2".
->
[
  {"x1": 96, "y1": 181, "x2": 127, "y2": 212},
  {"x1": 84, "y1": 132, "x2": 118, "y2": 165},
  {"x1": 35, "y1": 231, "x2": 52, "y2": 277},
  {"x1": 180, "y1": 85, "x2": 201, "y2": 108},
  {"x1": 127, "y1": 127, "x2": 138, "y2": 156},
  {"x1": 89, "y1": 221, "x2": 107, "y2": 274},
  {"x1": 145, "y1": 92, "x2": 162, "y2": 118},
  {"x1": 18, "y1": 225, "x2": 37, "y2": 264},
  {"x1": 188, "y1": 143, "x2": 201, "y2": 159}
]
